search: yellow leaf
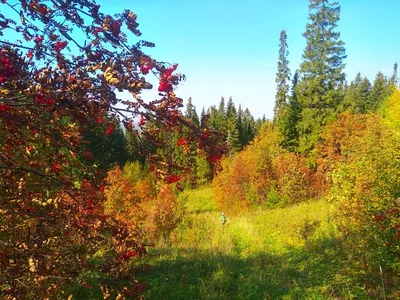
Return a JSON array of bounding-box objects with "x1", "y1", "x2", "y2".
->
[{"x1": 0, "y1": 88, "x2": 11, "y2": 95}]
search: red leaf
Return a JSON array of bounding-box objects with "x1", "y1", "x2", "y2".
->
[{"x1": 166, "y1": 175, "x2": 180, "y2": 184}]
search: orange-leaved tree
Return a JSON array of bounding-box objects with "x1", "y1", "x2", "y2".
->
[{"x1": 213, "y1": 122, "x2": 314, "y2": 211}]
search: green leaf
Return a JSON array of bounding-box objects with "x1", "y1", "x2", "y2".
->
[{"x1": 61, "y1": 116, "x2": 71, "y2": 125}]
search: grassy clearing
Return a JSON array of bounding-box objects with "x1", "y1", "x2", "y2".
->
[{"x1": 135, "y1": 187, "x2": 376, "y2": 299}]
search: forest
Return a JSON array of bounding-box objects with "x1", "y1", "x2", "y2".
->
[{"x1": 1, "y1": 0, "x2": 399, "y2": 299}]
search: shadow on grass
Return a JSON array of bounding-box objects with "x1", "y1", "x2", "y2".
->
[{"x1": 135, "y1": 238, "x2": 370, "y2": 300}]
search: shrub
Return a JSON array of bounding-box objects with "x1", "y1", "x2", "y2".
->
[{"x1": 329, "y1": 112, "x2": 400, "y2": 275}]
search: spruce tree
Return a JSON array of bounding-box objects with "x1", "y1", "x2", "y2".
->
[
  {"x1": 225, "y1": 97, "x2": 241, "y2": 152},
  {"x1": 200, "y1": 107, "x2": 206, "y2": 127},
  {"x1": 226, "y1": 97, "x2": 237, "y2": 120},
  {"x1": 185, "y1": 97, "x2": 200, "y2": 126},
  {"x1": 370, "y1": 72, "x2": 391, "y2": 111},
  {"x1": 274, "y1": 30, "x2": 291, "y2": 125},
  {"x1": 185, "y1": 97, "x2": 195, "y2": 118},
  {"x1": 296, "y1": 0, "x2": 347, "y2": 153},
  {"x1": 208, "y1": 105, "x2": 219, "y2": 129},
  {"x1": 237, "y1": 104, "x2": 245, "y2": 147},
  {"x1": 218, "y1": 96, "x2": 225, "y2": 115},
  {"x1": 390, "y1": 63, "x2": 398, "y2": 86},
  {"x1": 342, "y1": 73, "x2": 372, "y2": 114},
  {"x1": 242, "y1": 108, "x2": 255, "y2": 145},
  {"x1": 216, "y1": 97, "x2": 226, "y2": 130},
  {"x1": 282, "y1": 70, "x2": 300, "y2": 151}
]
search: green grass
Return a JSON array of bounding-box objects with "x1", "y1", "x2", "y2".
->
[
  {"x1": 179, "y1": 186, "x2": 217, "y2": 214},
  {"x1": 134, "y1": 187, "x2": 381, "y2": 299}
]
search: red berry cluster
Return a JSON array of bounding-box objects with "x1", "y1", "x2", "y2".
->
[
  {"x1": 34, "y1": 91, "x2": 56, "y2": 106},
  {"x1": 0, "y1": 103, "x2": 10, "y2": 112},
  {"x1": 158, "y1": 64, "x2": 178, "y2": 93},
  {"x1": 0, "y1": 50, "x2": 18, "y2": 83}
]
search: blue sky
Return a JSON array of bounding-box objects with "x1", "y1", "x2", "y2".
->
[
  {"x1": 5, "y1": 0, "x2": 399, "y2": 119},
  {"x1": 97, "y1": 0, "x2": 399, "y2": 119}
]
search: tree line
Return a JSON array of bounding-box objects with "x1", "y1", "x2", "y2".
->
[{"x1": 273, "y1": 0, "x2": 397, "y2": 154}]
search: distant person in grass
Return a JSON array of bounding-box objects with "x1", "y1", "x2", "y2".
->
[{"x1": 220, "y1": 212, "x2": 227, "y2": 227}]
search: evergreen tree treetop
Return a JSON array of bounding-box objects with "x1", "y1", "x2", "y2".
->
[
  {"x1": 301, "y1": 0, "x2": 346, "y2": 87},
  {"x1": 295, "y1": 0, "x2": 347, "y2": 153},
  {"x1": 274, "y1": 30, "x2": 291, "y2": 123}
]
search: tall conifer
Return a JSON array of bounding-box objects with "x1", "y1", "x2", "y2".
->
[
  {"x1": 296, "y1": 0, "x2": 347, "y2": 153},
  {"x1": 274, "y1": 30, "x2": 291, "y2": 125}
]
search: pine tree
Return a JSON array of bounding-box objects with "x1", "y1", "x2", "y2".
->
[
  {"x1": 296, "y1": 0, "x2": 347, "y2": 153},
  {"x1": 274, "y1": 30, "x2": 291, "y2": 124}
]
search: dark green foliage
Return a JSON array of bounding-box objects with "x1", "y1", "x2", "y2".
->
[
  {"x1": 370, "y1": 72, "x2": 391, "y2": 110},
  {"x1": 390, "y1": 62, "x2": 398, "y2": 86},
  {"x1": 203, "y1": 97, "x2": 257, "y2": 151},
  {"x1": 208, "y1": 105, "x2": 219, "y2": 130},
  {"x1": 218, "y1": 96, "x2": 226, "y2": 117},
  {"x1": 341, "y1": 73, "x2": 372, "y2": 114},
  {"x1": 296, "y1": 0, "x2": 347, "y2": 153},
  {"x1": 200, "y1": 107, "x2": 206, "y2": 127},
  {"x1": 84, "y1": 121, "x2": 129, "y2": 170},
  {"x1": 241, "y1": 108, "x2": 256, "y2": 146},
  {"x1": 185, "y1": 97, "x2": 200, "y2": 126},
  {"x1": 281, "y1": 70, "x2": 300, "y2": 152},
  {"x1": 225, "y1": 97, "x2": 241, "y2": 153},
  {"x1": 274, "y1": 30, "x2": 291, "y2": 125},
  {"x1": 125, "y1": 131, "x2": 146, "y2": 164}
]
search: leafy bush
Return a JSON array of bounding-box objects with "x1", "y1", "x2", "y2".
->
[
  {"x1": 329, "y1": 111, "x2": 400, "y2": 275},
  {"x1": 148, "y1": 185, "x2": 185, "y2": 246},
  {"x1": 213, "y1": 122, "x2": 315, "y2": 211}
]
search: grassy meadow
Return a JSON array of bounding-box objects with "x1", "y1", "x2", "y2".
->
[{"x1": 134, "y1": 187, "x2": 386, "y2": 299}]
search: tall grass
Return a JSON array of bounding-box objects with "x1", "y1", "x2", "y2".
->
[{"x1": 134, "y1": 187, "x2": 373, "y2": 299}]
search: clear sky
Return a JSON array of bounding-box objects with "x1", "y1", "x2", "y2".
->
[{"x1": 12, "y1": 0, "x2": 400, "y2": 119}]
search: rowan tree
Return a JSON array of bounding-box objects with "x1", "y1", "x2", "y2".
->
[{"x1": 0, "y1": 0, "x2": 226, "y2": 297}]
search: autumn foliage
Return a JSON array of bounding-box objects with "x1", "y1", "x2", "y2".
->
[
  {"x1": 104, "y1": 165, "x2": 184, "y2": 247},
  {"x1": 213, "y1": 122, "x2": 315, "y2": 213},
  {"x1": 0, "y1": 0, "x2": 223, "y2": 298},
  {"x1": 328, "y1": 92, "x2": 400, "y2": 275}
]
